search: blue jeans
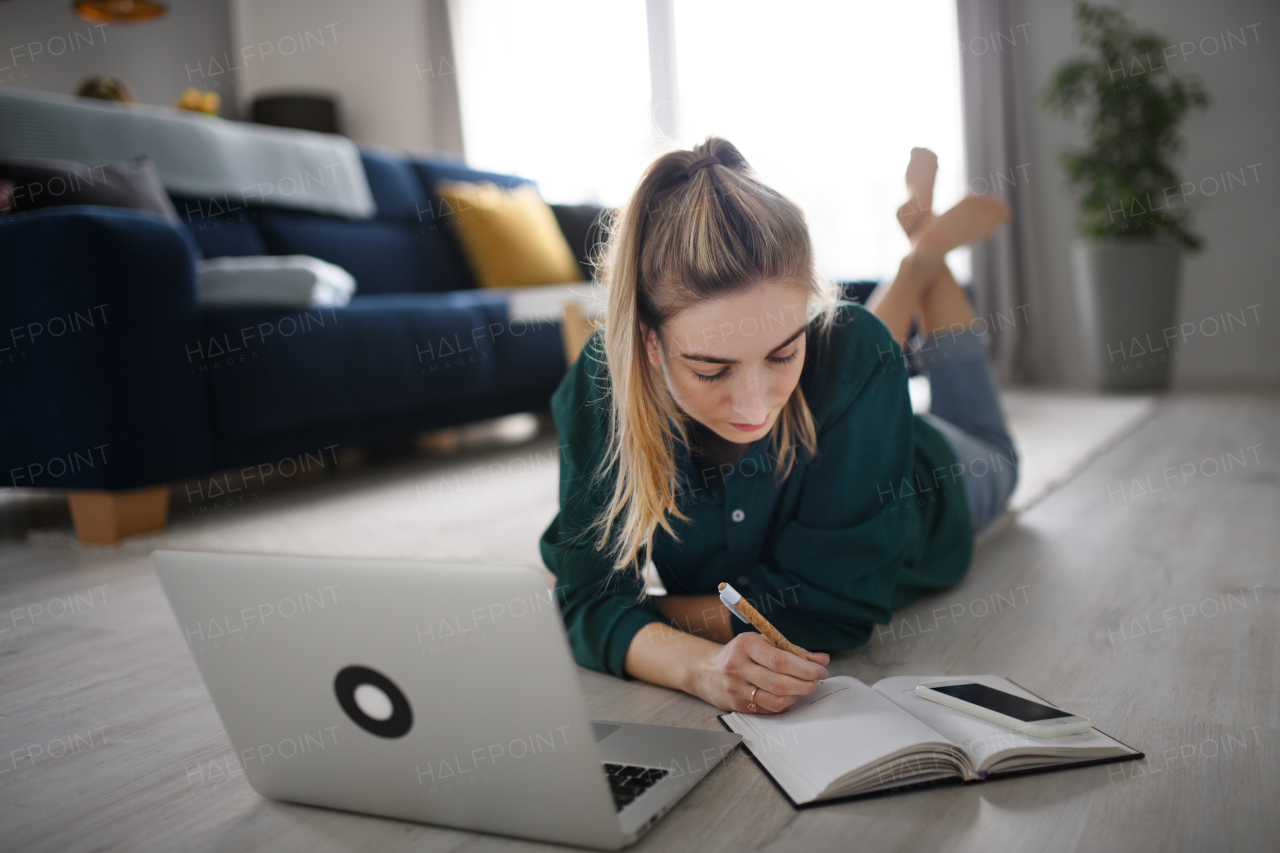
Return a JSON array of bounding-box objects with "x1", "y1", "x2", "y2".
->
[{"x1": 913, "y1": 331, "x2": 1018, "y2": 533}]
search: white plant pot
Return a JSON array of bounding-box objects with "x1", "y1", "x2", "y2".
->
[{"x1": 1070, "y1": 239, "x2": 1182, "y2": 390}]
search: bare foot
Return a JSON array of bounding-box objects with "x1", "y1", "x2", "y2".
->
[
  {"x1": 896, "y1": 203, "x2": 934, "y2": 242},
  {"x1": 897, "y1": 148, "x2": 938, "y2": 238},
  {"x1": 915, "y1": 193, "x2": 1012, "y2": 256},
  {"x1": 905, "y1": 147, "x2": 938, "y2": 207}
]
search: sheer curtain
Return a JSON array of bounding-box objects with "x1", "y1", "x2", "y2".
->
[
  {"x1": 956, "y1": 0, "x2": 1042, "y2": 381},
  {"x1": 449, "y1": 0, "x2": 968, "y2": 283}
]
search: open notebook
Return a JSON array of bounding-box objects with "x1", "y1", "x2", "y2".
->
[{"x1": 719, "y1": 674, "x2": 1142, "y2": 805}]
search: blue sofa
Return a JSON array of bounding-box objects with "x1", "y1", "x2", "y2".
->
[{"x1": 0, "y1": 149, "x2": 570, "y2": 505}]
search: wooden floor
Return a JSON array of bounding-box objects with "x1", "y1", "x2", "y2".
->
[{"x1": 1, "y1": 394, "x2": 1276, "y2": 853}]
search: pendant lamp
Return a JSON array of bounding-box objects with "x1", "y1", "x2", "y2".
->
[{"x1": 73, "y1": 1, "x2": 168, "y2": 24}]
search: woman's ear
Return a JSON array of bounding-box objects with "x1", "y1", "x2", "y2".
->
[{"x1": 642, "y1": 326, "x2": 664, "y2": 367}]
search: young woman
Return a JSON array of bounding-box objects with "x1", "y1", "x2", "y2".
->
[{"x1": 541, "y1": 138, "x2": 1017, "y2": 715}]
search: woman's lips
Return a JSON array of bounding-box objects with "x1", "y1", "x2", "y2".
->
[{"x1": 729, "y1": 420, "x2": 768, "y2": 432}]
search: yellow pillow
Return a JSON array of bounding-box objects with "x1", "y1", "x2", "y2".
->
[{"x1": 435, "y1": 180, "x2": 584, "y2": 288}]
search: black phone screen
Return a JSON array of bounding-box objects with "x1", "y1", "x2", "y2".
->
[{"x1": 930, "y1": 683, "x2": 1068, "y2": 722}]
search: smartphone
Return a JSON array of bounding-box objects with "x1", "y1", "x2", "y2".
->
[{"x1": 914, "y1": 680, "x2": 1092, "y2": 738}]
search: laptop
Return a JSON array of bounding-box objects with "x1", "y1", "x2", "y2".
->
[{"x1": 152, "y1": 550, "x2": 741, "y2": 850}]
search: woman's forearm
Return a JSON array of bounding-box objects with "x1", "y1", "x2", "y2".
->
[
  {"x1": 623, "y1": 621, "x2": 718, "y2": 693},
  {"x1": 651, "y1": 594, "x2": 733, "y2": 642},
  {"x1": 623, "y1": 595, "x2": 733, "y2": 700}
]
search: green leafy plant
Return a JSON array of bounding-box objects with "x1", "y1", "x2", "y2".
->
[{"x1": 1043, "y1": 1, "x2": 1209, "y2": 249}]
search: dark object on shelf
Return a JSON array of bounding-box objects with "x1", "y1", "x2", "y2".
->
[
  {"x1": 252, "y1": 95, "x2": 341, "y2": 135},
  {"x1": 76, "y1": 75, "x2": 137, "y2": 103}
]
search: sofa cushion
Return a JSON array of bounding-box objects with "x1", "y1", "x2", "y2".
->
[
  {"x1": 412, "y1": 157, "x2": 536, "y2": 289},
  {"x1": 359, "y1": 149, "x2": 432, "y2": 220},
  {"x1": 411, "y1": 156, "x2": 534, "y2": 236},
  {"x1": 197, "y1": 290, "x2": 563, "y2": 438},
  {"x1": 249, "y1": 150, "x2": 477, "y2": 295},
  {"x1": 255, "y1": 209, "x2": 471, "y2": 295},
  {"x1": 170, "y1": 194, "x2": 269, "y2": 258},
  {"x1": 435, "y1": 181, "x2": 583, "y2": 289},
  {"x1": 412, "y1": 157, "x2": 533, "y2": 196}
]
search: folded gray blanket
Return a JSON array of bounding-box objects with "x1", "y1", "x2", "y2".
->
[
  {"x1": 0, "y1": 88, "x2": 376, "y2": 219},
  {"x1": 197, "y1": 256, "x2": 356, "y2": 308}
]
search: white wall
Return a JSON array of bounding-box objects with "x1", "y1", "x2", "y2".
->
[
  {"x1": 0, "y1": 0, "x2": 236, "y2": 114},
  {"x1": 1013, "y1": 0, "x2": 1278, "y2": 387},
  {"x1": 229, "y1": 0, "x2": 458, "y2": 153}
]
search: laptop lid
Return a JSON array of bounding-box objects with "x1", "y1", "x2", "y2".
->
[{"x1": 152, "y1": 549, "x2": 625, "y2": 850}]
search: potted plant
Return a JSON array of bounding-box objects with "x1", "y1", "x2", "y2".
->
[{"x1": 1043, "y1": 1, "x2": 1208, "y2": 390}]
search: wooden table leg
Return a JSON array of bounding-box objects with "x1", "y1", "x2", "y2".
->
[{"x1": 67, "y1": 485, "x2": 170, "y2": 545}]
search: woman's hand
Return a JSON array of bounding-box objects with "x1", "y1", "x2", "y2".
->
[{"x1": 688, "y1": 633, "x2": 830, "y2": 714}]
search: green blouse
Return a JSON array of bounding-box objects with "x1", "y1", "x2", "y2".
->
[{"x1": 540, "y1": 302, "x2": 973, "y2": 678}]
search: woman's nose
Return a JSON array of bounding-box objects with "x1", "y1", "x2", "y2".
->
[{"x1": 731, "y1": 376, "x2": 769, "y2": 424}]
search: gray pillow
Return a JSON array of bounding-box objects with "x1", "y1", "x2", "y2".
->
[{"x1": 0, "y1": 155, "x2": 182, "y2": 224}]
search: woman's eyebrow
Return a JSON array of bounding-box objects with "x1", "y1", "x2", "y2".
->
[{"x1": 678, "y1": 325, "x2": 806, "y2": 364}]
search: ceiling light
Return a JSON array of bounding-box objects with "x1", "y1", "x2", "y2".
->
[{"x1": 73, "y1": 1, "x2": 168, "y2": 24}]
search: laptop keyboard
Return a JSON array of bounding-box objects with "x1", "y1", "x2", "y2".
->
[{"x1": 603, "y1": 763, "x2": 668, "y2": 811}]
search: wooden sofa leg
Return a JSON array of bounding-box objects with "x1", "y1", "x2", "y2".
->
[
  {"x1": 67, "y1": 485, "x2": 170, "y2": 545},
  {"x1": 561, "y1": 301, "x2": 595, "y2": 367}
]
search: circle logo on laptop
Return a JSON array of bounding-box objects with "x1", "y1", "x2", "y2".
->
[{"x1": 334, "y1": 665, "x2": 413, "y2": 738}]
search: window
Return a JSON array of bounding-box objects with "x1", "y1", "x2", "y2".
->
[
  {"x1": 675, "y1": 0, "x2": 968, "y2": 282},
  {"x1": 449, "y1": 0, "x2": 654, "y2": 205},
  {"x1": 451, "y1": 0, "x2": 967, "y2": 282}
]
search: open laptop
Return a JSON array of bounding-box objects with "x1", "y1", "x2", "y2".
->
[{"x1": 152, "y1": 550, "x2": 741, "y2": 850}]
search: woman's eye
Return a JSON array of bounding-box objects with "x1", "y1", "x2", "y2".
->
[
  {"x1": 768, "y1": 349, "x2": 799, "y2": 364},
  {"x1": 694, "y1": 368, "x2": 729, "y2": 383}
]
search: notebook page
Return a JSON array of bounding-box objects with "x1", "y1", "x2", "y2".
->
[
  {"x1": 723, "y1": 676, "x2": 958, "y2": 801},
  {"x1": 872, "y1": 675, "x2": 1133, "y2": 774}
]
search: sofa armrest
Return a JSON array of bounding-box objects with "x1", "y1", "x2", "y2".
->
[{"x1": 0, "y1": 206, "x2": 213, "y2": 490}]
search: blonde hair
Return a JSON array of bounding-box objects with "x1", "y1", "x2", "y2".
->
[{"x1": 592, "y1": 136, "x2": 838, "y2": 582}]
